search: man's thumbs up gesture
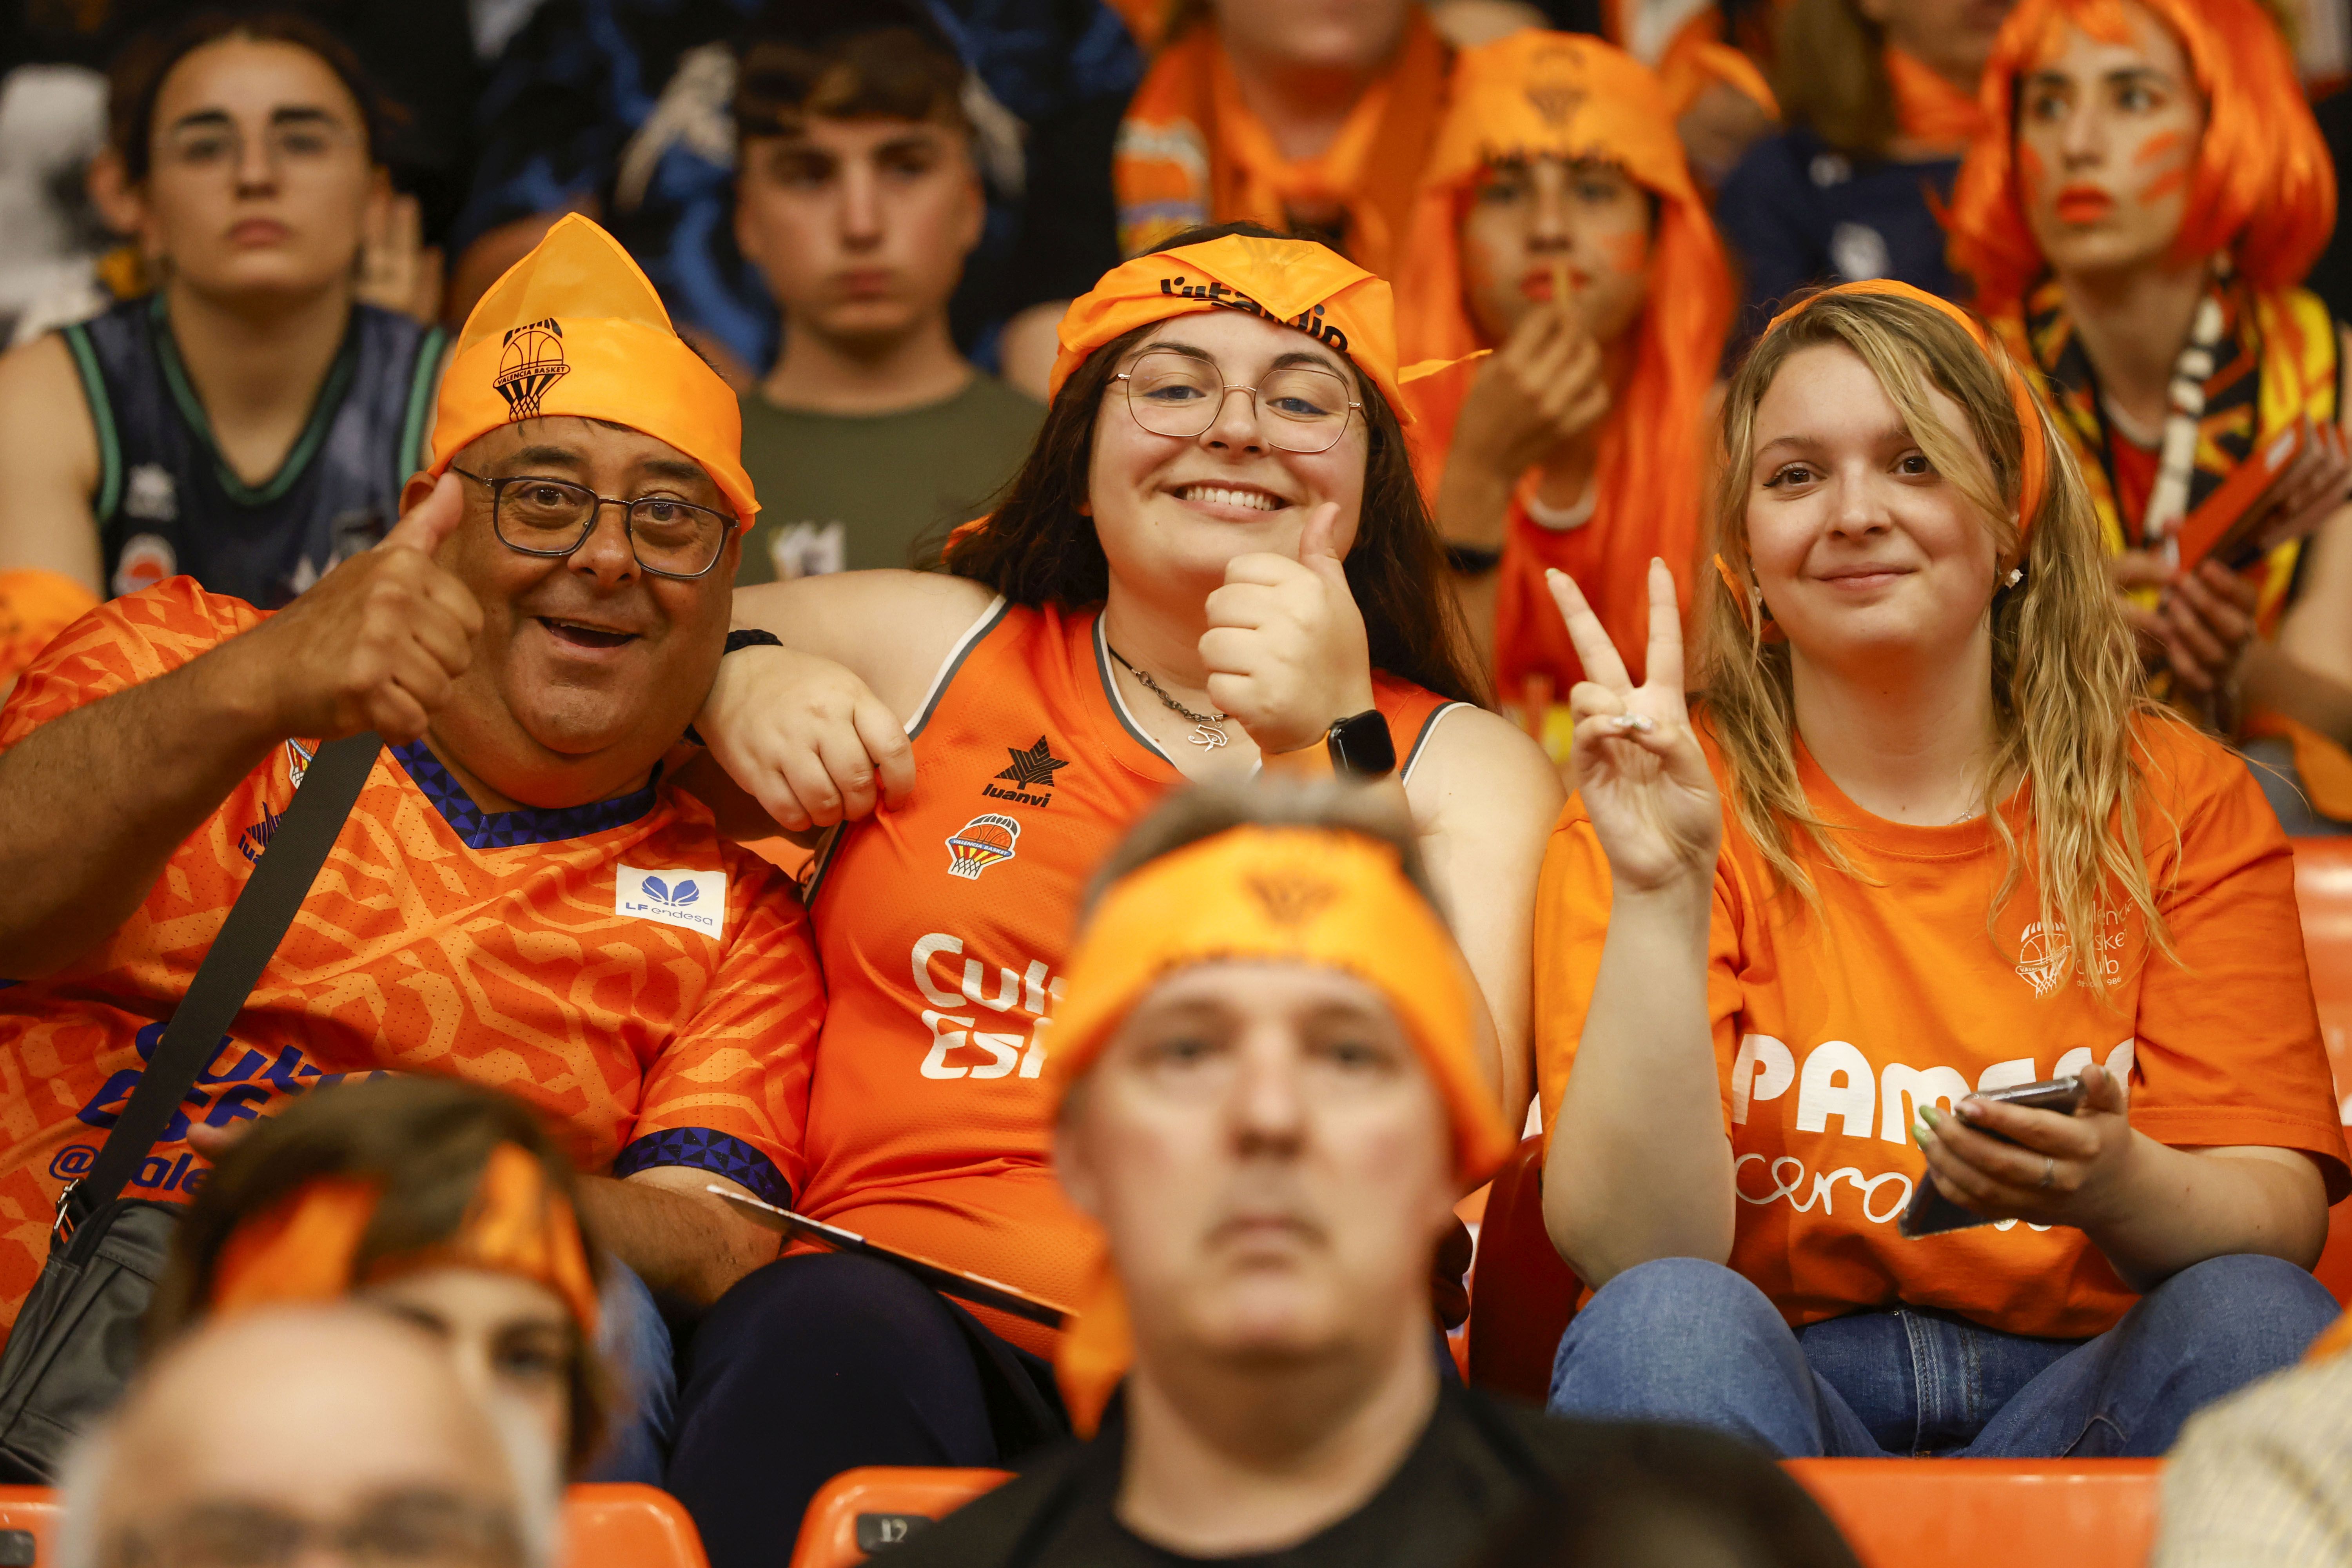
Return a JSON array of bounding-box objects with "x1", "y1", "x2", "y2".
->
[
  {"x1": 1201, "y1": 500, "x2": 1377, "y2": 756},
  {"x1": 229, "y1": 472, "x2": 484, "y2": 744}
]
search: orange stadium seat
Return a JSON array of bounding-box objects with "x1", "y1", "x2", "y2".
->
[
  {"x1": 0, "y1": 1484, "x2": 709, "y2": 1567},
  {"x1": 2291, "y1": 840, "x2": 2352, "y2": 1307},
  {"x1": 1464, "y1": 1134, "x2": 1581, "y2": 1403},
  {"x1": 1786, "y1": 1459, "x2": 2162, "y2": 1568},
  {"x1": 786, "y1": 1466, "x2": 1010, "y2": 1568}
]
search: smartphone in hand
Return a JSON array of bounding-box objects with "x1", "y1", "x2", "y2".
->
[{"x1": 1897, "y1": 1076, "x2": 2088, "y2": 1239}]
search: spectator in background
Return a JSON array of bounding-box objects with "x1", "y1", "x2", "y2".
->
[
  {"x1": 884, "y1": 786, "x2": 1856, "y2": 1568},
  {"x1": 1397, "y1": 30, "x2": 1732, "y2": 749},
  {"x1": 1715, "y1": 0, "x2": 2011, "y2": 340},
  {"x1": 57, "y1": 1305, "x2": 561, "y2": 1568},
  {"x1": 1114, "y1": 0, "x2": 1450, "y2": 281},
  {"x1": 447, "y1": 0, "x2": 1139, "y2": 399},
  {"x1": 1947, "y1": 0, "x2": 2352, "y2": 832},
  {"x1": 2155, "y1": 1313, "x2": 2352, "y2": 1566},
  {"x1": 730, "y1": 4, "x2": 1044, "y2": 584},
  {"x1": 145, "y1": 1076, "x2": 625, "y2": 1480},
  {"x1": 1539, "y1": 281, "x2": 2347, "y2": 1459},
  {"x1": 0, "y1": 11, "x2": 451, "y2": 695},
  {"x1": 0, "y1": 218, "x2": 815, "y2": 1431}
]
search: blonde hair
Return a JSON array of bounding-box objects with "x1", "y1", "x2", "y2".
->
[{"x1": 1699, "y1": 289, "x2": 2172, "y2": 997}]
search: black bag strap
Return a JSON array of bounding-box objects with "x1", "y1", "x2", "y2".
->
[{"x1": 62, "y1": 731, "x2": 383, "y2": 1234}]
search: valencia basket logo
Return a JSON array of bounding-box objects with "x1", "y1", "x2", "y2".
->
[
  {"x1": 946, "y1": 813, "x2": 1021, "y2": 880},
  {"x1": 495, "y1": 318, "x2": 570, "y2": 419}
]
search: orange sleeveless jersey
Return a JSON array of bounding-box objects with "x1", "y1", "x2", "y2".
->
[
  {"x1": 0, "y1": 580, "x2": 823, "y2": 1331},
  {"x1": 803, "y1": 599, "x2": 1468, "y2": 1352}
]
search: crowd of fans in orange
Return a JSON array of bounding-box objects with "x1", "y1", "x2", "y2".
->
[{"x1": 1, "y1": 0, "x2": 2351, "y2": 1564}]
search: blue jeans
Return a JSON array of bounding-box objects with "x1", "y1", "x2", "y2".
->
[
  {"x1": 584, "y1": 1260, "x2": 677, "y2": 1485},
  {"x1": 1548, "y1": 1255, "x2": 2340, "y2": 1457}
]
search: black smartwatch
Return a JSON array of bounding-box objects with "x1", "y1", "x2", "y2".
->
[
  {"x1": 685, "y1": 630, "x2": 787, "y2": 744},
  {"x1": 1326, "y1": 710, "x2": 1396, "y2": 780}
]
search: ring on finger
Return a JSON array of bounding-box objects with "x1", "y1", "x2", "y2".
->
[{"x1": 2038, "y1": 1154, "x2": 2056, "y2": 1191}]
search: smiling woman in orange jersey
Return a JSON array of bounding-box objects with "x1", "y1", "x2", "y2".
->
[
  {"x1": 1535, "y1": 280, "x2": 2347, "y2": 1461},
  {"x1": 663, "y1": 224, "x2": 1563, "y2": 1568}
]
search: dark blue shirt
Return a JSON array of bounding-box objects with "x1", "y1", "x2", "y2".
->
[{"x1": 1714, "y1": 127, "x2": 1963, "y2": 348}]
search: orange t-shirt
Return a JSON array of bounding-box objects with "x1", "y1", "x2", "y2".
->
[
  {"x1": 0, "y1": 580, "x2": 824, "y2": 1331},
  {"x1": 802, "y1": 598, "x2": 1468, "y2": 1352},
  {"x1": 1534, "y1": 716, "x2": 2352, "y2": 1339}
]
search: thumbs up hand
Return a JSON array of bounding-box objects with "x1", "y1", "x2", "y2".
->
[
  {"x1": 227, "y1": 471, "x2": 485, "y2": 744},
  {"x1": 1201, "y1": 501, "x2": 1377, "y2": 757}
]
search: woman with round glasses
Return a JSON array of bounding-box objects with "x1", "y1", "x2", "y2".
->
[
  {"x1": 0, "y1": 11, "x2": 448, "y2": 695},
  {"x1": 662, "y1": 224, "x2": 1561, "y2": 1562}
]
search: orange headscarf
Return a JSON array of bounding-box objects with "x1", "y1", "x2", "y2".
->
[
  {"x1": 427, "y1": 214, "x2": 757, "y2": 527},
  {"x1": 1112, "y1": 9, "x2": 1450, "y2": 277},
  {"x1": 209, "y1": 1143, "x2": 601, "y2": 1336},
  {"x1": 1050, "y1": 231, "x2": 1464, "y2": 426},
  {"x1": 1395, "y1": 31, "x2": 1733, "y2": 697},
  {"x1": 1715, "y1": 278, "x2": 2053, "y2": 630},
  {"x1": 1947, "y1": 0, "x2": 2332, "y2": 313},
  {"x1": 0, "y1": 568, "x2": 100, "y2": 686},
  {"x1": 1045, "y1": 825, "x2": 1514, "y2": 1435}
]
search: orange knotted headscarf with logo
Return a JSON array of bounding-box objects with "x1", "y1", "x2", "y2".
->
[
  {"x1": 1043, "y1": 825, "x2": 1515, "y2": 1435},
  {"x1": 1394, "y1": 31, "x2": 1733, "y2": 696},
  {"x1": 427, "y1": 214, "x2": 758, "y2": 527},
  {"x1": 1049, "y1": 232, "x2": 1476, "y2": 428},
  {"x1": 208, "y1": 1142, "x2": 601, "y2": 1336}
]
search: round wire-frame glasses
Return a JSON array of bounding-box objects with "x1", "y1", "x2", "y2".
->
[
  {"x1": 450, "y1": 466, "x2": 735, "y2": 580},
  {"x1": 1113, "y1": 350, "x2": 1362, "y2": 454}
]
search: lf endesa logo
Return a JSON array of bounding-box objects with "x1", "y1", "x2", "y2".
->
[
  {"x1": 616, "y1": 866, "x2": 727, "y2": 938},
  {"x1": 1726, "y1": 1034, "x2": 2136, "y2": 1230}
]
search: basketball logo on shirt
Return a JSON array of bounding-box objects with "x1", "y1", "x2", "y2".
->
[
  {"x1": 496, "y1": 318, "x2": 570, "y2": 419},
  {"x1": 2015, "y1": 921, "x2": 2070, "y2": 997},
  {"x1": 946, "y1": 815, "x2": 1021, "y2": 880}
]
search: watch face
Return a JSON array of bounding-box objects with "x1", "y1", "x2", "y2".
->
[{"x1": 1330, "y1": 710, "x2": 1396, "y2": 779}]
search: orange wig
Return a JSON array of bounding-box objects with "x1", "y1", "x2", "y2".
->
[
  {"x1": 1948, "y1": 0, "x2": 2334, "y2": 311},
  {"x1": 1395, "y1": 30, "x2": 1733, "y2": 690}
]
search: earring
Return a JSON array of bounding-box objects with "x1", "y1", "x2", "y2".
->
[
  {"x1": 2003, "y1": 566, "x2": 2024, "y2": 588},
  {"x1": 1748, "y1": 580, "x2": 1765, "y2": 625}
]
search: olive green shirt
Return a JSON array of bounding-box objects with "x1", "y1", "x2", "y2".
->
[{"x1": 733, "y1": 374, "x2": 1045, "y2": 583}]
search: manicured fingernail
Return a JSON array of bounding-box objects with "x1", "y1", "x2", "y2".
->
[
  {"x1": 1629, "y1": 715, "x2": 1654, "y2": 733},
  {"x1": 1922, "y1": 1107, "x2": 1943, "y2": 1128},
  {"x1": 1912, "y1": 1119, "x2": 1932, "y2": 1146},
  {"x1": 1547, "y1": 568, "x2": 1566, "y2": 585}
]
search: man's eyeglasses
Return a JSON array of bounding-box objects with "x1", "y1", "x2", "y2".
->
[
  {"x1": 113, "y1": 1490, "x2": 526, "y2": 1568},
  {"x1": 1113, "y1": 350, "x2": 1361, "y2": 455},
  {"x1": 451, "y1": 467, "x2": 735, "y2": 580}
]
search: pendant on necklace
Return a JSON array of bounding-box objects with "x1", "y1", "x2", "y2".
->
[{"x1": 1188, "y1": 723, "x2": 1230, "y2": 750}]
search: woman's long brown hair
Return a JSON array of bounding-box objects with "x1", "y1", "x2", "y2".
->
[{"x1": 941, "y1": 221, "x2": 1483, "y2": 705}]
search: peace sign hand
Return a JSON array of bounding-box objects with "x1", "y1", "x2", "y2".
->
[{"x1": 1548, "y1": 561, "x2": 1721, "y2": 895}]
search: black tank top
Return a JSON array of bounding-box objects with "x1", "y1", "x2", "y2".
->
[{"x1": 61, "y1": 295, "x2": 447, "y2": 608}]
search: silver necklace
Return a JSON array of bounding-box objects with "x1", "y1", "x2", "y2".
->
[{"x1": 1108, "y1": 646, "x2": 1229, "y2": 750}]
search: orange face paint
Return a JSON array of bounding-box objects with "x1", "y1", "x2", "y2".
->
[
  {"x1": 2133, "y1": 129, "x2": 2188, "y2": 165},
  {"x1": 2018, "y1": 143, "x2": 2049, "y2": 201},
  {"x1": 1601, "y1": 229, "x2": 1651, "y2": 278},
  {"x1": 2140, "y1": 166, "x2": 2190, "y2": 201}
]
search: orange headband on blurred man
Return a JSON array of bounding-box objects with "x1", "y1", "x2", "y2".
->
[
  {"x1": 210, "y1": 1143, "x2": 601, "y2": 1336},
  {"x1": 1044, "y1": 825, "x2": 1515, "y2": 1434},
  {"x1": 1048, "y1": 232, "x2": 1477, "y2": 426},
  {"x1": 1947, "y1": 0, "x2": 2331, "y2": 312},
  {"x1": 1717, "y1": 279, "x2": 2053, "y2": 627},
  {"x1": 428, "y1": 214, "x2": 758, "y2": 527}
]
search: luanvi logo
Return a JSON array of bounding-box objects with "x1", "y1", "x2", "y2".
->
[
  {"x1": 617, "y1": 865, "x2": 726, "y2": 937},
  {"x1": 984, "y1": 737, "x2": 1069, "y2": 808}
]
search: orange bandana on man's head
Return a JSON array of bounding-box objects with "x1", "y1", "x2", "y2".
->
[
  {"x1": 1044, "y1": 824, "x2": 1514, "y2": 1435},
  {"x1": 1049, "y1": 233, "x2": 1465, "y2": 427},
  {"x1": 428, "y1": 214, "x2": 758, "y2": 527},
  {"x1": 209, "y1": 1143, "x2": 601, "y2": 1336}
]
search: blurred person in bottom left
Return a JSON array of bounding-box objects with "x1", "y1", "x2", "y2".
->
[
  {"x1": 142, "y1": 1076, "x2": 617, "y2": 1481},
  {"x1": 57, "y1": 1303, "x2": 559, "y2": 1568}
]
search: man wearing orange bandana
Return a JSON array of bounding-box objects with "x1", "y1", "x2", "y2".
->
[
  {"x1": 880, "y1": 787, "x2": 1850, "y2": 1568},
  {"x1": 1113, "y1": 0, "x2": 1448, "y2": 277},
  {"x1": 0, "y1": 218, "x2": 816, "y2": 1392},
  {"x1": 1948, "y1": 0, "x2": 2352, "y2": 831},
  {"x1": 1397, "y1": 31, "x2": 1734, "y2": 751}
]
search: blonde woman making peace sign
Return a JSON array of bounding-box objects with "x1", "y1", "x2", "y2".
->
[{"x1": 1530, "y1": 281, "x2": 2348, "y2": 1461}]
